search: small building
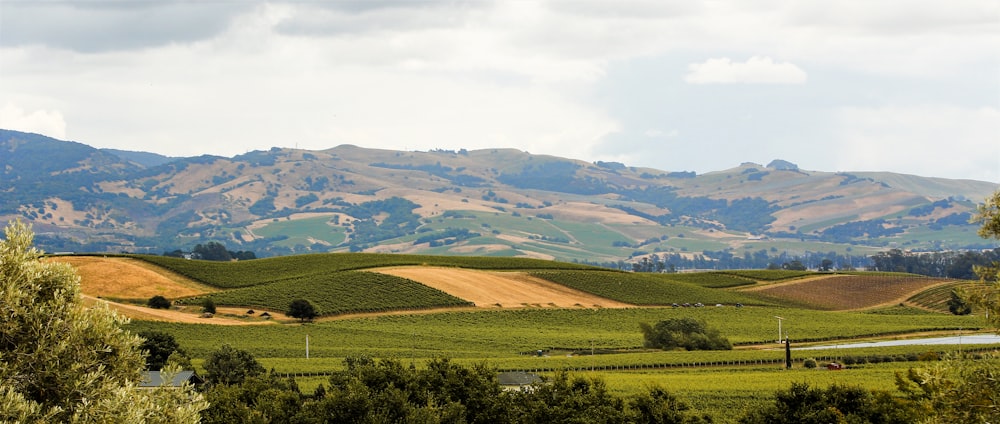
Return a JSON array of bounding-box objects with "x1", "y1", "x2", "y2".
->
[
  {"x1": 498, "y1": 371, "x2": 542, "y2": 392},
  {"x1": 139, "y1": 370, "x2": 204, "y2": 389}
]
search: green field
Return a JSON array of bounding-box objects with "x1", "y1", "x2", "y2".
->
[
  {"x1": 252, "y1": 215, "x2": 347, "y2": 247},
  {"x1": 117, "y1": 253, "x2": 997, "y2": 422}
]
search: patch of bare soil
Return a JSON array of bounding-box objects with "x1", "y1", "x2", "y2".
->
[
  {"x1": 373, "y1": 266, "x2": 633, "y2": 308},
  {"x1": 82, "y1": 296, "x2": 276, "y2": 325},
  {"x1": 743, "y1": 274, "x2": 956, "y2": 311}
]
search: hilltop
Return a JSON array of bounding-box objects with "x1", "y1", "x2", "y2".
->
[{"x1": 3, "y1": 129, "x2": 997, "y2": 264}]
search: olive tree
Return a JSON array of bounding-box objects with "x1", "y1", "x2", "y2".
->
[{"x1": 0, "y1": 220, "x2": 206, "y2": 423}]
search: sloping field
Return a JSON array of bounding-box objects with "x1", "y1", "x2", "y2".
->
[
  {"x1": 373, "y1": 266, "x2": 633, "y2": 308},
  {"x1": 47, "y1": 256, "x2": 217, "y2": 299},
  {"x1": 744, "y1": 274, "x2": 956, "y2": 310}
]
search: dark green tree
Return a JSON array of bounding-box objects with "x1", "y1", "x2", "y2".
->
[
  {"x1": 783, "y1": 260, "x2": 807, "y2": 271},
  {"x1": 147, "y1": 295, "x2": 171, "y2": 309},
  {"x1": 139, "y1": 331, "x2": 184, "y2": 371},
  {"x1": 819, "y1": 259, "x2": 834, "y2": 271},
  {"x1": 640, "y1": 318, "x2": 732, "y2": 351},
  {"x1": 204, "y1": 344, "x2": 265, "y2": 386},
  {"x1": 202, "y1": 298, "x2": 216, "y2": 314},
  {"x1": 193, "y1": 241, "x2": 232, "y2": 261},
  {"x1": 287, "y1": 299, "x2": 318, "y2": 322}
]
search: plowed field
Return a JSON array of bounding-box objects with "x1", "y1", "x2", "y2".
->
[{"x1": 744, "y1": 274, "x2": 955, "y2": 310}]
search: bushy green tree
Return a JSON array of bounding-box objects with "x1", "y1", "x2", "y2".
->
[
  {"x1": 0, "y1": 220, "x2": 206, "y2": 423},
  {"x1": 640, "y1": 317, "x2": 732, "y2": 351},
  {"x1": 138, "y1": 330, "x2": 186, "y2": 371},
  {"x1": 287, "y1": 299, "x2": 317, "y2": 322},
  {"x1": 202, "y1": 297, "x2": 217, "y2": 314},
  {"x1": 193, "y1": 241, "x2": 232, "y2": 261},
  {"x1": 204, "y1": 344, "x2": 265, "y2": 386}
]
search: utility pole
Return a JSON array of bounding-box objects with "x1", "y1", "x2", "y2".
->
[
  {"x1": 306, "y1": 334, "x2": 309, "y2": 359},
  {"x1": 774, "y1": 316, "x2": 785, "y2": 343}
]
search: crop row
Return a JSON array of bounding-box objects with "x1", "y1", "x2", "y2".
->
[
  {"x1": 133, "y1": 253, "x2": 600, "y2": 288},
  {"x1": 664, "y1": 272, "x2": 756, "y2": 288},
  {"x1": 528, "y1": 270, "x2": 763, "y2": 305},
  {"x1": 712, "y1": 270, "x2": 814, "y2": 281},
  {"x1": 174, "y1": 271, "x2": 472, "y2": 315},
  {"x1": 751, "y1": 274, "x2": 954, "y2": 311},
  {"x1": 907, "y1": 280, "x2": 985, "y2": 312}
]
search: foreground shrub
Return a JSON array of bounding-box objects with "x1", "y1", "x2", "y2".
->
[{"x1": 740, "y1": 382, "x2": 919, "y2": 424}]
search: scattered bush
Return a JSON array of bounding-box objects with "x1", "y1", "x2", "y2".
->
[{"x1": 803, "y1": 358, "x2": 818, "y2": 369}]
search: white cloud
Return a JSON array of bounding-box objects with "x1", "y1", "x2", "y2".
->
[
  {"x1": 684, "y1": 56, "x2": 807, "y2": 84},
  {"x1": 0, "y1": 103, "x2": 67, "y2": 139},
  {"x1": 0, "y1": 1, "x2": 995, "y2": 182},
  {"x1": 834, "y1": 105, "x2": 1000, "y2": 183}
]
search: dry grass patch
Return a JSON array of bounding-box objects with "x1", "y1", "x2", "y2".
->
[
  {"x1": 373, "y1": 266, "x2": 632, "y2": 308},
  {"x1": 48, "y1": 256, "x2": 217, "y2": 300}
]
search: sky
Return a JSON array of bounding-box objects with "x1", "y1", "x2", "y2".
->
[{"x1": 1, "y1": 1, "x2": 998, "y2": 183}]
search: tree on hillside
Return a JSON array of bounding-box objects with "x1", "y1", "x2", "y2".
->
[
  {"x1": 193, "y1": 241, "x2": 232, "y2": 261},
  {"x1": 287, "y1": 299, "x2": 318, "y2": 322},
  {"x1": 0, "y1": 220, "x2": 206, "y2": 423}
]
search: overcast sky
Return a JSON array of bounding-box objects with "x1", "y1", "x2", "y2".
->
[{"x1": 2, "y1": 1, "x2": 998, "y2": 182}]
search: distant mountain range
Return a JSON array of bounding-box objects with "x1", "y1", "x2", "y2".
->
[{"x1": 2, "y1": 129, "x2": 997, "y2": 265}]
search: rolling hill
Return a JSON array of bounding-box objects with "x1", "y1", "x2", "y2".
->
[{"x1": 4, "y1": 129, "x2": 997, "y2": 265}]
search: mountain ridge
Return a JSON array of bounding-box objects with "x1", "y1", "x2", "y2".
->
[{"x1": 2, "y1": 129, "x2": 996, "y2": 263}]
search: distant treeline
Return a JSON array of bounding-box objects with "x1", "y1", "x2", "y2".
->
[{"x1": 580, "y1": 248, "x2": 1000, "y2": 279}]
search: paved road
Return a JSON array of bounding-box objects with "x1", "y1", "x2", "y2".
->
[{"x1": 795, "y1": 334, "x2": 1000, "y2": 350}]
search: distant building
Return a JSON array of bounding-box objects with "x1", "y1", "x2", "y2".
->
[
  {"x1": 498, "y1": 371, "x2": 542, "y2": 392},
  {"x1": 139, "y1": 370, "x2": 203, "y2": 389}
]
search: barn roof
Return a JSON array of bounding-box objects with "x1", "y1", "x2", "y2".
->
[{"x1": 139, "y1": 370, "x2": 203, "y2": 388}]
